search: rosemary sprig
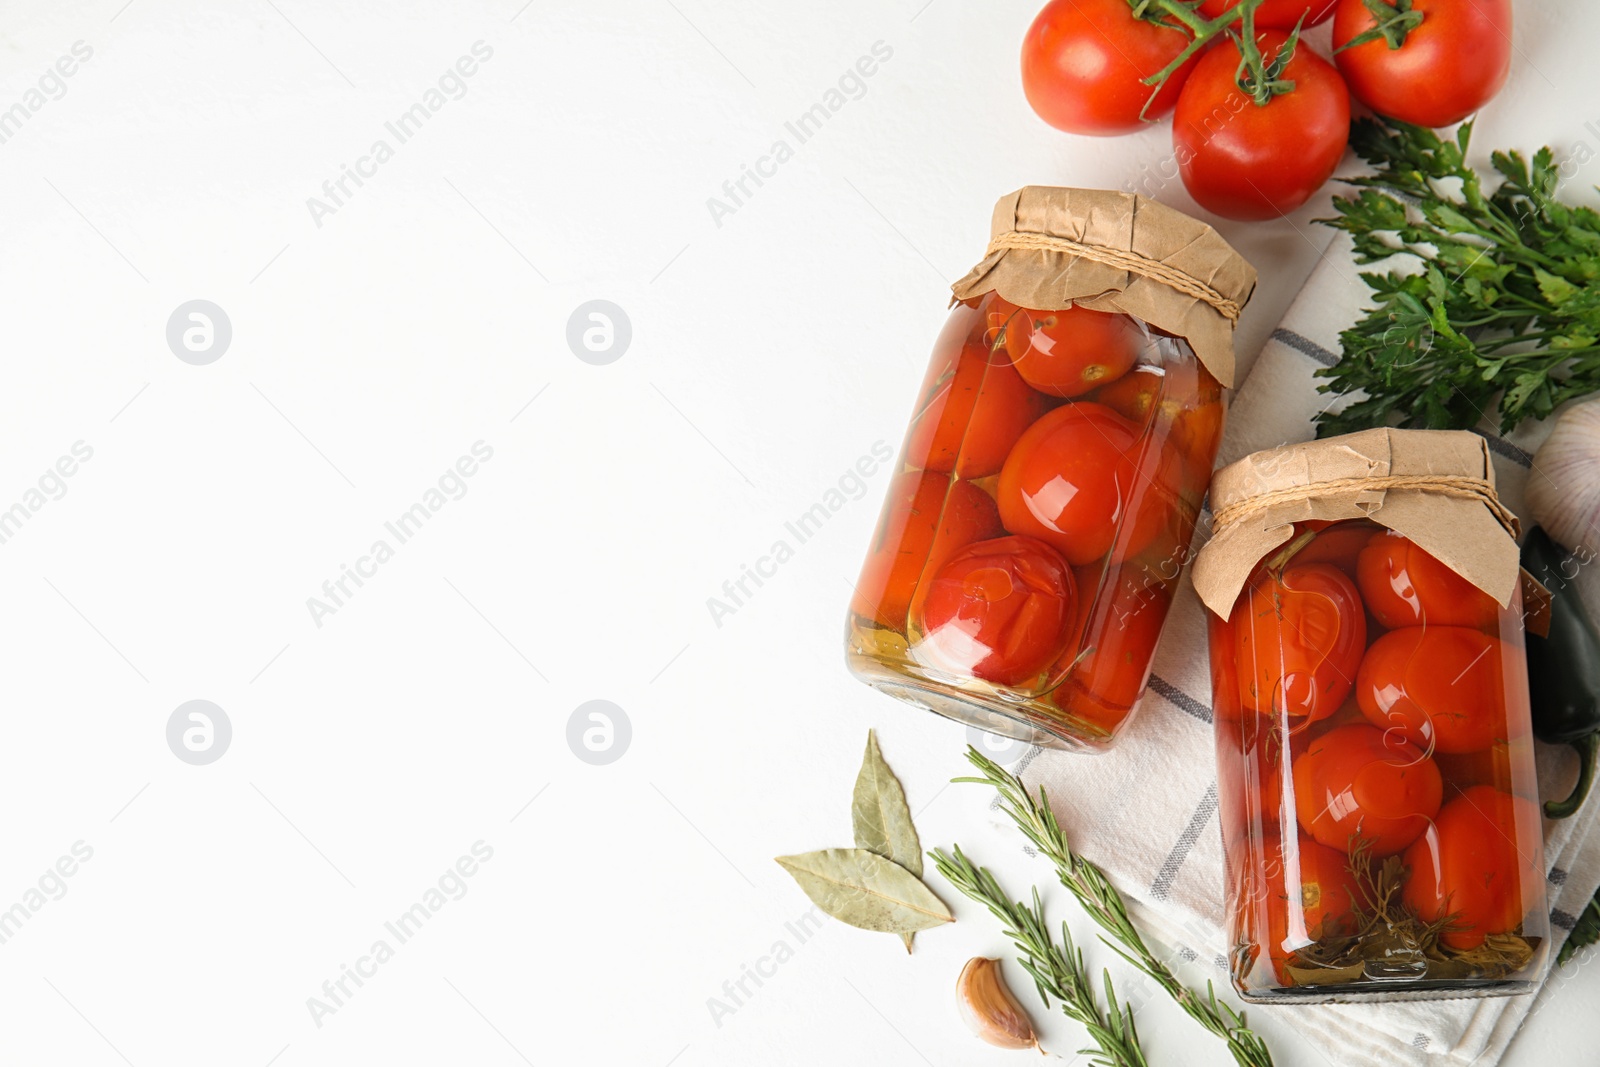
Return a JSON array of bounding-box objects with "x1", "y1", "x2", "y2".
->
[
  {"x1": 930, "y1": 844, "x2": 1147, "y2": 1067},
  {"x1": 957, "y1": 747, "x2": 1274, "y2": 1067}
]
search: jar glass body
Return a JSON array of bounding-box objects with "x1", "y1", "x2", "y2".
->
[
  {"x1": 1210, "y1": 519, "x2": 1549, "y2": 1002},
  {"x1": 845, "y1": 291, "x2": 1225, "y2": 751}
]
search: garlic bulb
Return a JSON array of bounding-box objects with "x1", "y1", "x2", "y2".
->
[
  {"x1": 1529, "y1": 397, "x2": 1600, "y2": 557},
  {"x1": 955, "y1": 956, "x2": 1039, "y2": 1051}
]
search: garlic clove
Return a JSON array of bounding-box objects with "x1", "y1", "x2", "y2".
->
[
  {"x1": 1529, "y1": 397, "x2": 1600, "y2": 559},
  {"x1": 956, "y1": 956, "x2": 1040, "y2": 1051}
]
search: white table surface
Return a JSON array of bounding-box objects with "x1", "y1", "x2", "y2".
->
[{"x1": 1, "y1": 1, "x2": 1595, "y2": 1064}]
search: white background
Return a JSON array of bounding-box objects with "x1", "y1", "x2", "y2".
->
[{"x1": 1, "y1": 1, "x2": 1596, "y2": 1065}]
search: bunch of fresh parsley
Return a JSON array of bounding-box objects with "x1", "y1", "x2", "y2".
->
[{"x1": 1314, "y1": 117, "x2": 1600, "y2": 438}]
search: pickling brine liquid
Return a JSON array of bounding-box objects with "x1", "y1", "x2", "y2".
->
[
  {"x1": 844, "y1": 291, "x2": 1224, "y2": 751},
  {"x1": 1211, "y1": 519, "x2": 1550, "y2": 1001}
]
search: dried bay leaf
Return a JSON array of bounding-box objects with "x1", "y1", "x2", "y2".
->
[
  {"x1": 773, "y1": 733, "x2": 950, "y2": 948},
  {"x1": 851, "y1": 730, "x2": 923, "y2": 951},
  {"x1": 852, "y1": 730, "x2": 922, "y2": 874},
  {"x1": 775, "y1": 849, "x2": 954, "y2": 935}
]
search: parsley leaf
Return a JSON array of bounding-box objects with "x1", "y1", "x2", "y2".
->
[{"x1": 1314, "y1": 117, "x2": 1600, "y2": 437}]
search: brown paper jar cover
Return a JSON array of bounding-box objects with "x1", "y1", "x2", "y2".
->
[
  {"x1": 950, "y1": 187, "x2": 1258, "y2": 387},
  {"x1": 1193, "y1": 427, "x2": 1521, "y2": 619}
]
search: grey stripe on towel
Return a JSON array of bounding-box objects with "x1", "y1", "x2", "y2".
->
[
  {"x1": 1147, "y1": 674, "x2": 1212, "y2": 725},
  {"x1": 1471, "y1": 428, "x2": 1534, "y2": 468},
  {"x1": 1270, "y1": 327, "x2": 1339, "y2": 367},
  {"x1": 1150, "y1": 782, "x2": 1219, "y2": 901}
]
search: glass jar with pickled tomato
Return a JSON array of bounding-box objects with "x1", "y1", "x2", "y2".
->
[
  {"x1": 1193, "y1": 428, "x2": 1551, "y2": 1002},
  {"x1": 845, "y1": 188, "x2": 1256, "y2": 751}
]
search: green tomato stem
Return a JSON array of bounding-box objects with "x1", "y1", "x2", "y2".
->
[
  {"x1": 1135, "y1": 0, "x2": 1266, "y2": 120},
  {"x1": 1335, "y1": 0, "x2": 1425, "y2": 53},
  {"x1": 1131, "y1": 0, "x2": 1210, "y2": 35},
  {"x1": 1234, "y1": 9, "x2": 1303, "y2": 107}
]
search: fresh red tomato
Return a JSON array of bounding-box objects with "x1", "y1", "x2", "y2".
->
[
  {"x1": 851, "y1": 472, "x2": 1001, "y2": 629},
  {"x1": 1403, "y1": 785, "x2": 1542, "y2": 950},
  {"x1": 1199, "y1": 0, "x2": 1337, "y2": 28},
  {"x1": 1292, "y1": 723, "x2": 1442, "y2": 855},
  {"x1": 997, "y1": 403, "x2": 1147, "y2": 566},
  {"x1": 1356, "y1": 531, "x2": 1500, "y2": 629},
  {"x1": 1002, "y1": 305, "x2": 1144, "y2": 398},
  {"x1": 1333, "y1": 0, "x2": 1512, "y2": 128},
  {"x1": 1356, "y1": 626, "x2": 1514, "y2": 753},
  {"x1": 904, "y1": 306, "x2": 1052, "y2": 478},
  {"x1": 1293, "y1": 521, "x2": 1377, "y2": 579},
  {"x1": 917, "y1": 535, "x2": 1077, "y2": 686},
  {"x1": 1256, "y1": 831, "x2": 1362, "y2": 978},
  {"x1": 1174, "y1": 30, "x2": 1350, "y2": 220},
  {"x1": 1020, "y1": 0, "x2": 1201, "y2": 135},
  {"x1": 1235, "y1": 561, "x2": 1367, "y2": 720}
]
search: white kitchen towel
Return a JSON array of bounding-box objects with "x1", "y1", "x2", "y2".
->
[{"x1": 1019, "y1": 231, "x2": 1600, "y2": 1067}]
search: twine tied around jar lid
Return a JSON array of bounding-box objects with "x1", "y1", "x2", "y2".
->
[
  {"x1": 1206, "y1": 473, "x2": 1521, "y2": 540},
  {"x1": 982, "y1": 230, "x2": 1246, "y2": 324},
  {"x1": 1193, "y1": 427, "x2": 1524, "y2": 619},
  {"x1": 950, "y1": 187, "x2": 1257, "y2": 388}
]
